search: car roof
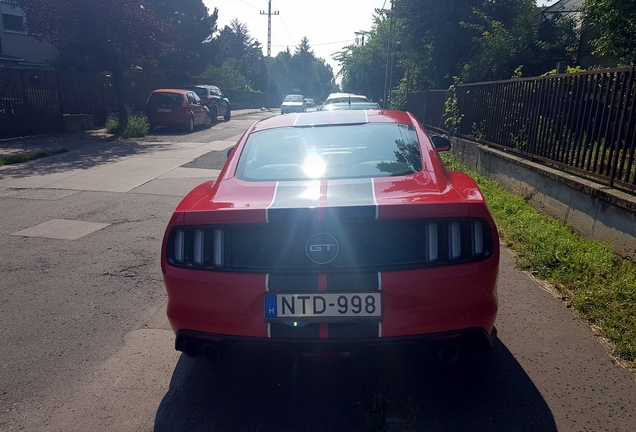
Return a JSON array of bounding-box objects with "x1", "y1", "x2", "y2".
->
[
  {"x1": 251, "y1": 109, "x2": 411, "y2": 132},
  {"x1": 151, "y1": 89, "x2": 190, "y2": 95},
  {"x1": 320, "y1": 102, "x2": 381, "y2": 111},
  {"x1": 182, "y1": 85, "x2": 219, "y2": 89},
  {"x1": 325, "y1": 92, "x2": 368, "y2": 99}
]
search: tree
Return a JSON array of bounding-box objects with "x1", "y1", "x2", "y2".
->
[
  {"x1": 583, "y1": 0, "x2": 636, "y2": 64},
  {"x1": 270, "y1": 39, "x2": 338, "y2": 100},
  {"x1": 199, "y1": 58, "x2": 251, "y2": 90},
  {"x1": 393, "y1": 0, "x2": 484, "y2": 89},
  {"x1": 147, "y1": 0, "x2": 219, "y2": 83},
  {"x1": 214, "y1": 19, "x2": 266, "y2": 90},
  {"x1": 10, "y1": 0, "x2": 174, "y2": 129},
  {"x1": 335, "y1": 10, "x2": 395, "y2": 101}
]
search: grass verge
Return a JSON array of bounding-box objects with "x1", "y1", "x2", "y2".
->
[
  {"x1": 441, "y1": 153, "x2": 636, "y2": 368},
  {"x1": 0, "y1": 148, "x2": 68, "y2": 166}
]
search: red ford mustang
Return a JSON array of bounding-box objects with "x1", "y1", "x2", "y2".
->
[{"x1": 161, "y1": 109, "x2": 499, "y2": 364}]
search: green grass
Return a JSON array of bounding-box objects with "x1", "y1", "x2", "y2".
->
[
  {"x1": 441, "y1": 153, "x2": 636, "y2": 367},
  {"x1": 0, "y1": 148, "x2": 68, "y2": 166}
]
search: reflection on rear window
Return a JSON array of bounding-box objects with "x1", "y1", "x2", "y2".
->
[
  {"x1": 149, "y1": 93, "x2": 183, "y2": 106},
  {"x1": 236, "y1": 123, "x2": 422, "y2": 181},
  {"x1": 283, "y1": 95, "x2": 305, "y2": 102}
]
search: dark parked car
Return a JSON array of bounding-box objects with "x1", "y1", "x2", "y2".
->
[
  {"x1": 181, "y1": 85, "x2": 231, "y2": 122},
  {"x1": 145, "y1": 89, "x2": 212, "y2": 132},
  {"x1": 161, "y1": 109, "x2": 500, "y2": 365}
]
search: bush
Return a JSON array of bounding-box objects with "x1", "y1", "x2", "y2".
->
[{"x1": 104, "y1": 114, "x2": 150, "y2": 139}]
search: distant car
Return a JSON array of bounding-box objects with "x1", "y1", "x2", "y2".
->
[
  {"x1": 323, "y1": 93, "x2": 369, "y2": 105},
  {"x1": 319, "y1": 101, "x2": 381, "y2": 111},
  {"x1": 305, "y1": 98, "x2": 315, "y2": 107},
  {"x1": 161, "y1": 109, "x2": 500, "y2": 365},
  {"x1": 181, "y1": 85, "x2": 231, "y2": 122},
  {"x1": 280, "y1": 94, "x2": 306, "y2": 114},
  {"x1": 145, "y1": 89, "x2": 212, "y2": 132}
]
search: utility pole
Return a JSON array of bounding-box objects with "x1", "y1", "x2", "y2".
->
[
  {"x1": 382, "y1": 0, "x2": 394, "y2": 108},
  {"x1": 354, "y1": 31, "x2": 365, "y2": 47},
  {"x1": 260, "y1": 0, "x2": 279, "y2": 58},
  {"x1": 260, "y1": 0, "x2": 279, "y2": 107}
]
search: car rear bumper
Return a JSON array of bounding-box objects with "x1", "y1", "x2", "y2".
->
[{"x1": 175, "y1": 327, "x2": 492, "y2": 364}]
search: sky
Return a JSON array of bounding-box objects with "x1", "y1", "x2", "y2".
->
[
  {"x1": 203, "y1": 0, "x2": 561, "y2": 79},
  {"x1": 203, "y1": 0, "x2": 387, "y2": 77}
]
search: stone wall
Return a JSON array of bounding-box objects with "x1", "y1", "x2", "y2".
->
[{"x1": 451, "y1": 137, "x2": 636, "y2": 261}]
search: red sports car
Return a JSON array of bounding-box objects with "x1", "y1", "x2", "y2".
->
[{"x1": 161, "y1": 109, "x2": 499, "y2": 364}]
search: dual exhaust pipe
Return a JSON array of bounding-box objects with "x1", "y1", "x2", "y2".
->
[
  {"x1": 436, "y1": 335, "x2": 486, "y2": 364},
  {"x1": 181, "y1": 339, "x2": 222, "y2": 363},
  {"x1": 180, "y1": 334, "x2": 488, "y2": 364}
]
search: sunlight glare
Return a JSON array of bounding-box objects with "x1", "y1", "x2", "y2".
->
[{"x1": 302, "y1": 153, "x2": 326, "y2": 178}]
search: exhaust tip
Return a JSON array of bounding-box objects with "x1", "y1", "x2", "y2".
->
[
  {"x1": 182, "y1": 339, "x2": 200, "y2": 358},
  {"x1": 438, "y1": 343, "x2": 461, "y2": 364},
  {"x1": 201, "y1": 344, "x2": 220, "y2": 363}
]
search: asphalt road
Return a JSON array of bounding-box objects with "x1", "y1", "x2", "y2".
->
[{"x1": 0, "y1": 110, "x2": 635, "y2": 431}]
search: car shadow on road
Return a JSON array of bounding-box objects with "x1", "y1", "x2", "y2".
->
[{"x1": 153, "y1": 331, "x2": 557, "y2": 432}]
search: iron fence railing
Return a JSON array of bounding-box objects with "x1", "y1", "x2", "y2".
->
[{"x1": 408, "y1": 67, "x2": 636, "y2": 193}]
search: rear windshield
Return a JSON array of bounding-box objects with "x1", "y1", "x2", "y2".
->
[
  {"x1": 184, "y1": 87, "x2": 208, "y2": 97},
  {"x1": 325, "y1": 96, "x2": 368, "y2": 104},
  {"x1": 283, "y1": 95, "x2": 305, "y2": 103},
  {"x1": 236, "y1": 123, "x2": 422, "y2": 181},
  {"x1": 148, "y1": 93, "x2": 183, "y2": 106}
]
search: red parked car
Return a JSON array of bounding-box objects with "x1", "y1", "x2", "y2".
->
[
  {"x1": 145, "y1": 89, "x2": 212, "y2": 132},
  {"x1": 161, "y1": 109, "x2": 499, "y2": 364}
]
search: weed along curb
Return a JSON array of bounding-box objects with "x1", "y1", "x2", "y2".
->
[
  {"x1": 0, "y1": 148, "x2": 68, "y2": 166},
  {"x1": 441, "y1": 152, "x2": 636, "y2": 369}
]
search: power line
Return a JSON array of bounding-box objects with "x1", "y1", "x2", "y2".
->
[{"x1": 272, "y1": 39, "x2": 354, "y2": 48}]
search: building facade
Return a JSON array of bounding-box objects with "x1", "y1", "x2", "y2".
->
[{"x1": 0, "y1": 0, "x2": 58, "y2": 68}]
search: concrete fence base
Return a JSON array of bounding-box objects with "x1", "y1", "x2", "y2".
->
[
  {"x1": 451, "y1": 136, "x2": 636, "y2": 261},
  {"x1": 63, "y1": 114, "x2": 94, "y2": 132}
]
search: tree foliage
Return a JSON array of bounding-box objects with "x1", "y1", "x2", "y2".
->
[
  {"x1": 335, "y1": 10, "x2": 395, "y2": 103},
  {"x1": 337, "y1": 0, "x2": 581, "y2": 101},
  {"x1": 10, "y1": 0, "x2": 173, "y2": 72},
  {"x1": 214, "y1": 20, "x2": 266, "y2": 90},
  {"x1": 269, "y1": 37, "x2": 338, "y2": 101},
  {"x1": 10, "y1": 0, "x2": 175, "y2": 127},
  {"x1": 583, "y1": 0, "x2": 636, "y2": 64},
  {"x1": 147, "y1": 0, "x2": 219, "y2": 82},
  {"x1": 199, "y1": 58, "x2": 251, "y2": 90}
]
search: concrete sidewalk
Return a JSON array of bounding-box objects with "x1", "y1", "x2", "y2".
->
[
  {"x1": 0, "y1": 108, "x2": 266, "y2": 196},
  {"x1": 0, "y1": 108, "x2": 265, "y2": 157}
]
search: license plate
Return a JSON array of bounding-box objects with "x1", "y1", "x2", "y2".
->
[
  {"x1": 265, "y1": 293, "x2": 382, "y2": 319},
  {"x1": 157, "y1": 108, "x2": 172, "y2": 112}
]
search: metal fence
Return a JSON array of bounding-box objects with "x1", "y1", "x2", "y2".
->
[
  {"x1": 408, "y1": 67, "x2": 636, "y2": 193},
  {"x1": 0, "y1": 67, "x2": 275, "y2": 140}
]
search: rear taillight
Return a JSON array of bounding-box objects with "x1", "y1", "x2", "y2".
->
[{"x1": 169, "y1": 227, "x2": 225, "y2": 269}]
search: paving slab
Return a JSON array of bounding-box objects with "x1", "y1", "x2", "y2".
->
[{"x1": 11, "y1": 219, "x2": 110, "y2": 240}]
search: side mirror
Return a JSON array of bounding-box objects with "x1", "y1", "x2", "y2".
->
[
  {"x1": 227, "y1": 146, "x2": 234, "y2": 158},
  {"x1": 431, "y1": 135, "x2": 451, "y2": 152}
]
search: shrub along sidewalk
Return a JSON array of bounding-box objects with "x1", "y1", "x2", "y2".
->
[{"x1": 441, "y1": 153, "x2": 636, "y2": 368}]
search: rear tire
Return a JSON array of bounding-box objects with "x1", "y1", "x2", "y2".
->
[
  {"x1": 224, "y1": 108, "x2": 231, "y2": 121},
  {"x1": 185, "y1": 116, "x2": 194, "y2": 133},
  {"x1": 211, "y1": 107, "x2": 218, "y2": 123},
  {"x1": 204, "y1": 113, "x2": 213, "y2": 128}
]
